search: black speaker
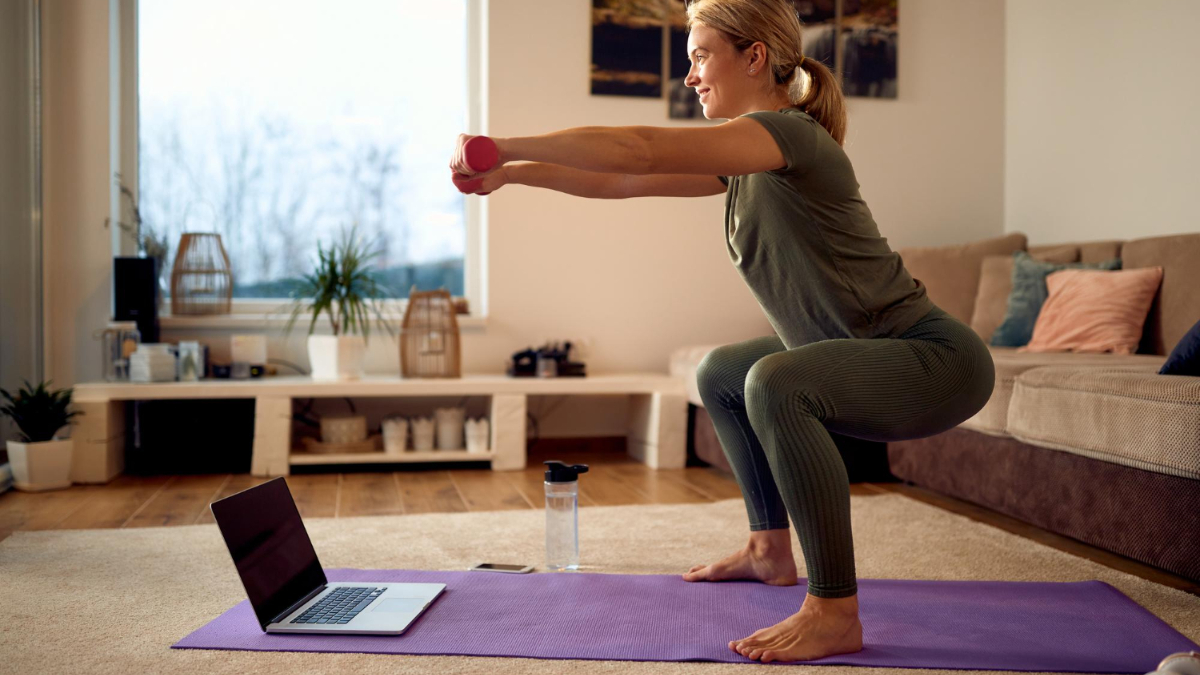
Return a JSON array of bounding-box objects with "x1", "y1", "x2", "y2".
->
[{"x1": 113, "y1": 256, "x2": 159, "y2": 343}]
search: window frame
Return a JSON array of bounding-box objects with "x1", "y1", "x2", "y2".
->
[{"x1": 121, "y1": 0, "x2": 487, "y2": 328}]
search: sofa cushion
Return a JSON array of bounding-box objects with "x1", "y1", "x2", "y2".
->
[
  {"x1": 960, "y1": 348, "x2": 1163, "y2": 436},
  {"x1": 969, "y1": 246, "x2": 1079, "y2": 343},
  {"x1": 897, "y1": 232, "x2": 1026, "y2": 324},
  {"x1": 1121, "y1": 233, "x2": 1200, "y2": 355},
  {"x1": 1075, "y1": 240, "x2": 1124, "y2": 264},
  {"x1": 1007, "y1": 364, "x2": 1199, "y2": 480}
]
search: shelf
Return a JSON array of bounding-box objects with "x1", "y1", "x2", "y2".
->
[
  {"x1": 71, "y1": 373, "x2": 686, "y2": 478},
  {"x1": 289, "y1": 449, "x2": 495, "y2": 465},
  {"x1": 72, "y1": 373, "x2": 685, "y2": 402}
]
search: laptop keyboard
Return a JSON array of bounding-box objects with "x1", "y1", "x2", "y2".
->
[{"x1": 290, "y1": 586, "x2": 385, "y2": 625}]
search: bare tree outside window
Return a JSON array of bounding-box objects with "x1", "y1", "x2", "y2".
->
[{"x1": 138, "y1": 0, "x2": 468, "y2": 300}]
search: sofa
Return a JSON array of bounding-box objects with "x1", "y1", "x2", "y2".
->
[{"x1": 669, "y1": 231, "x2": 1200, "y2": 582}]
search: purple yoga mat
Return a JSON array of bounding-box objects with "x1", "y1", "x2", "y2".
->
[{"x1": 174, "y1": 568, "x2": 1198, "y2": 671}]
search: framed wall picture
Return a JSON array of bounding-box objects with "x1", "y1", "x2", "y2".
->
[
  {"x1": 591, "y1": 0, "x2": 668, "y2": 98},
  {"x1": 839, "y1": 0, "x2": 898, "y2": 98}
]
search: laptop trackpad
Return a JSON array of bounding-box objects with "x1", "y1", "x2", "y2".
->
[{"x1": 373, "y1": 598, "x2": 426, "y2": 613}]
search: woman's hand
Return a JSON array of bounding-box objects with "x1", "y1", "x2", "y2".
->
[
  {"x1": 450, "y1": 133, "x2": 503, "y2": 177},
  {"x1": 451, "y1": 164, "x2": 510, "y2": 196}
]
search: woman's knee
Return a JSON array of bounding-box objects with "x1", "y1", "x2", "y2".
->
[
  {"x1": 696, "y1": 337, "x2": 787, "y2": 408},
  {"x1": 745, "y1": 357, "x2": 824, "y2": 431},
  {"x1": 695, "y1": 346, "x2": 745, "y2": 407}
]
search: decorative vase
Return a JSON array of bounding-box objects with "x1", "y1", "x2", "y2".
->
[
  {"x1": 465, "y1": 417, "x2": 490, "y2": 453},
  {"x1": 411, "y1": 417, "x2": 435, "y2": 451},
  {"x1": 435, "y1": 407, "x2": 466, "y2": 450},
  {"x1": 8, "y1": 439, "x2": 73, "y2": 492},
  {"x1": 382, "y1": 416, "x2": 408, "y2": 454},
  {"x1": 307, "y1": 335, "x2": 366, "y2": 380}
]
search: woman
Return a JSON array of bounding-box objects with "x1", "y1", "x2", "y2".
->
[{"x1": 450, "y1": 0, "x2": 994, "y2": 663}]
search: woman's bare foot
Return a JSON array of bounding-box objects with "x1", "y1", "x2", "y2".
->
[
  {"x1": 682, "y1": 529, "x2": 798, "y2": 586},
  {"x1": 730, "y1": 593, "x2": 864, "y2": 662}
]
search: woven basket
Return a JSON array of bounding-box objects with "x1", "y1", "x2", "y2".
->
[
  {"x1": 170, "y1": 233, "x2": 232, "y2": 315},
  {"x1": 300, "y1": 434, "x2": 382, "y2": 455}
]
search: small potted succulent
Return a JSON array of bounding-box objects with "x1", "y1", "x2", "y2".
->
[
  {"x1": 1, "y1": 380, "x2": 82, "y2": 492},
  {"x1": 285, "y1": 225, "x2": 395, "y2": 380}
]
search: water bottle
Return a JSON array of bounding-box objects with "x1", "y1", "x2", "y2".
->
[{"x1": 543, "y1": 460, "x2": 589, "y2": 571}]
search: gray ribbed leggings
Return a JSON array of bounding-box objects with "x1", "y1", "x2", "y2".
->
[{"x1": 696, "y1": 305, "x2": 995, "y2": 598}]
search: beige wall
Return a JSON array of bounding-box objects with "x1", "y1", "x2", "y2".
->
[
  {"x1": 44, "y1": 0, "x2": 1006, "y2": 438},
  {"x1": 1005, "y1": 0, "x2": 1200, "y2": 244}
]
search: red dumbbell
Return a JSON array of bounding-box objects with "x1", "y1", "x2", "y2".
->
[{"x1": 452, "y1": 135, "x2": 500, "y2": 195}]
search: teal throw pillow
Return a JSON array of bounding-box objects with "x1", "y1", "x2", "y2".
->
[{"x1": 989, "y1": 252, "x2": 1122, "y2": 347}]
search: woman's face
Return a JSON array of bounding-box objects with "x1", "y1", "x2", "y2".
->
[
  {"x1": 685, "y1": 24, "x2": 786, "y2": 120},
  {"x1": 684, "y1": 24, "x2": 740, "y2": 120}
]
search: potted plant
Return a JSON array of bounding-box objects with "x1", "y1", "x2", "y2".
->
[
  {"x1": 1, "y1": 380, "x2": 82, "y2": 492},
  {"x1": 285, "y1": 226, "x2": 395, "y2": 380}
]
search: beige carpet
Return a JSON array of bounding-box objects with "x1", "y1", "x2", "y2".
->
[{"x1": 2, "y1": 492, "x2": 1197, "y2": 674}]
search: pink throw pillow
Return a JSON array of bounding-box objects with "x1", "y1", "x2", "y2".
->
[{"x1": 1019, "y1": 267, "x2": 1164, "y2": 354}]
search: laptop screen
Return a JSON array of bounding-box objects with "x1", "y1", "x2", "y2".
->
[{"x1": 210, "y1": 477, "x2": 327, "y2": 629}]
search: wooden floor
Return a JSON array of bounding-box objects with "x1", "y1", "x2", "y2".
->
[{"x1": 1, "y1": 441, "x2": 1196, "y2": 597}]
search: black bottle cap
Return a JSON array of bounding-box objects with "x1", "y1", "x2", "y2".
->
[{"x1": 544, "y1": 460, "x2": 589, "y2": 483}]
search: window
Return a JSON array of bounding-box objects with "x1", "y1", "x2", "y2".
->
[{"x1": 137, "y1": 0, "x2": 476, "y2": 306}]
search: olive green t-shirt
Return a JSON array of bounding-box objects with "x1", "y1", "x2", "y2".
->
[{"x1": 718, "y1": 107, "x2": 933, "y2": 349}]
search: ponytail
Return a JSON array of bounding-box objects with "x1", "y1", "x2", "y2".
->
[{"x1": 789, "y1": 57, "x2": 847, "y2": 146}]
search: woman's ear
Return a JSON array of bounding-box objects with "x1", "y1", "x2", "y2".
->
[{"x1": 749, "y1": 42, "x2": 770, "y2": 73}]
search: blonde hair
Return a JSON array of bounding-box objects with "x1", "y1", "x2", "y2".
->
[{"x1": 686, "y1": 0, "x2": 847, "y2": 146}]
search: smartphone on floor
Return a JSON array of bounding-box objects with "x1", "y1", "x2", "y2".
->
[{"x1": 469, "y1": 563, "x2": 534, "y2": 574}]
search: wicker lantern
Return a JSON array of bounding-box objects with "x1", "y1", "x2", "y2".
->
[
  {"x1": 170, "y1": 233, "x2": 233, "y2": 315},
  {"x1": 400, "y1": 287, "x2": 461, "y2": 378}
]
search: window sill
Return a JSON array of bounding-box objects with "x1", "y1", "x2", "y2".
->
[{"x1": 156, "y1": 312, "x2": 487, "y2": 332}]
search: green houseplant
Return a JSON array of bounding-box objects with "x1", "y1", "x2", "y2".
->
[
  {"x1": 1, "y1": 380, "x2": 82, "y2": 492},
  {"x1": 285, "y1": 226, "x2": 395, "y2": 380}
]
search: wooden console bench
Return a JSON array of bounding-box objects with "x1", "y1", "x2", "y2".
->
[{"x1": 69, "y1": 374, "x2": 688, "y2": 483}]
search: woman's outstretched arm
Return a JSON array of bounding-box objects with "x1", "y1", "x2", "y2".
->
[
  {"x1": 503, "y1": 162, "x2": 726, "y2": 199},
  {"x1": 496, "y1": 127, "x2": 651, "y2": 175},
  {"x1": 492, "y1": 118, "x2": 786, "y2": 176},
  {"x1": 506, "y1": 162, "x2": 629, "y2": 199}
]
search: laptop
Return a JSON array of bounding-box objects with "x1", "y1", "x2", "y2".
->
[{"x1": 210, "y1": 477, "x2": 445, "y2": 635}]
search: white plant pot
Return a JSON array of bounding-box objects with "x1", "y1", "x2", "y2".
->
[
  {"x1": 8, "y1": 439, "x2": 73, "y2": 492},
  {"x1": 381, "y1": 417, "x2": 408, "y2": 454},
  {"x1": 308, "y1": 335, "x2": 366, "y2": 380},
  {"x1": 435, "y1": 407, "x2": 466, "y2": 450},
  {"x1": 411, "y1": 417, "x2": 436, "y2": 451},
  {"x1": 465, "y1": 417, "x2": 490, "y2": 453}
]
